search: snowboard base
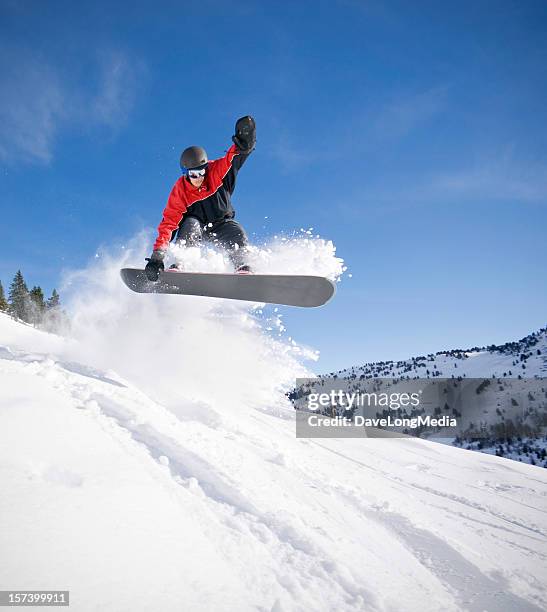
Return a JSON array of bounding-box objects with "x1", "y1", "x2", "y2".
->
[{"x1": 120, "y1": 269, "x2": 335, "y2": 308}]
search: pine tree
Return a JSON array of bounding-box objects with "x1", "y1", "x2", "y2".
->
[
  {"x1": 29, "y1": 286, "x2": 46, "y2": 325},
  {"x1": 8, "y1": 270, "x2": 31, "y2": 322},
  {"x1": 0, "y1": 280, "x2": 8, "y2": 311},
  {"x1": 47, "y1": 289, "x2": 60, "y2": 309},
  {"x1": 42, "y1": 288, "x2": 69, "y2": 334}
]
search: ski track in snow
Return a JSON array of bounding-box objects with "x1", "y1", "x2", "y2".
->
[{"x1": 1, "y1": 342, "x2": 378, "y2": 610}]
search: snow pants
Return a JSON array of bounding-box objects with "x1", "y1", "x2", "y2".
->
[{"x1": 175, "y1": 216, "x2": 249, "y2": 269}]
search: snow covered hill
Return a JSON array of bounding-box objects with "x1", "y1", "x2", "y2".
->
[
  {"x1": 2, "y1": 325, "x2": 547, "y2": 611},
  {"x1": 325, "y1": 328, "x2": 547, "y2": 380},
  {"x1": 1, "y1": 240, "x2": 547, "y2": 611},
  {"x1": 314, "y1": 327, "x2": 547, "y2": 467}
]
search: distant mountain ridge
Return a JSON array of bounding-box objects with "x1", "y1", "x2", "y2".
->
[
  {"x1": 323, "y1": 327, "x2": 547, "y2": 381},
  {"x1": 315, "y1": 326, "x2": 547, "y2": 467}
]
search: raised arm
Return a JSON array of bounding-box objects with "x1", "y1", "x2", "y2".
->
[{"x1": 211, "y1": 116, "x2": 256, "y2": 194}]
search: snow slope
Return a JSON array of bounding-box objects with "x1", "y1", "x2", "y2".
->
[
  {"x1": 1, "y1": 238, "x2": 547, "y2": 611},
  {"x1": 327, "y1": 328, "x2": 547, "y2": 380}
]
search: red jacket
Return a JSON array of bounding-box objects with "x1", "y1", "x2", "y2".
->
[{"x1": 153, "y1": 144, "x2": 250, "y2": 252}]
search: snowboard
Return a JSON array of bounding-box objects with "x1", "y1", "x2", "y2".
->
[{"x1": 120, "y1": 268, "x2": 335, "y2": 308}]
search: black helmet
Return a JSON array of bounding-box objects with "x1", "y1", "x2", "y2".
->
[{"x1": 180, "y1": 146, "x2": 208, "y2": 170}]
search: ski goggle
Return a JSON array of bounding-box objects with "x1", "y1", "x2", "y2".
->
[{"x1": 187, "y1": 166, "x2": 207, "y2": 178}]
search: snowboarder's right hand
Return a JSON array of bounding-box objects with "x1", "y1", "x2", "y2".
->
[{"x1": 145, "y1": 251, "x2": 165, "y2": 281}]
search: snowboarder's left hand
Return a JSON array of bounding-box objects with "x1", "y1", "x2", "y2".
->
[{"x1": 232, "y1": 116, "x2": 256, "y2": 154}]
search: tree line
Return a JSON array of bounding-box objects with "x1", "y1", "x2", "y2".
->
[{"x1": 0, "y1": 270, "x2": 66, "y2": 332}]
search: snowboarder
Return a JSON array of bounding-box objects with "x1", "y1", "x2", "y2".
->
[{"x1": 144, "y1": 116, "x2": 257, "y2": 281}]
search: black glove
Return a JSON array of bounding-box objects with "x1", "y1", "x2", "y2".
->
[
  {"x1": 144, "y1": 251, "x2": 165, "y2": 281},
  {"x1": 232, "y1": 115, "x2": 256, "y2": 154}
]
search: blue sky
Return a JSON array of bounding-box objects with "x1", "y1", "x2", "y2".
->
[{"x1": 1, "y1": 0, "x2": 546, "y2": 372}]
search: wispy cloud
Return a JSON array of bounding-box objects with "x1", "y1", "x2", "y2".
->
[
  {"x1": 265, "y1": 84, "x2": 450, "y2": 173},
  {"x1": 372, "y1": 85, "x2": 449, "y2": 141},
  {"x1": 268, "y1": 130, "x2": 322, "y2": 173},
  {"x1": 322, "y1": 149, "x2": 547, "y2": 225},
  {"x1": 91, "y1": 50, "x2": 143, "y2": 128},
  {"x1": 428, "y1": 153, "x2": 547, "y2": 204},
  {"x1": 0, "y1": 52, "x2": 65, "y2": 163},
  {"x1": 0, "y1": 46, "x2": 144, "y2": 165}
]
